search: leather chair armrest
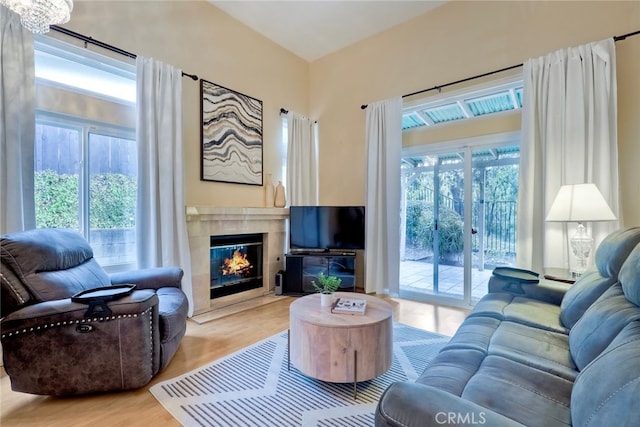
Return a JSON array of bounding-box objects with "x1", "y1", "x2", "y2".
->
[
  {"x1": 1, "y1": 290, "x2": 161, "y2": 395},
  {"x1": 1, "y1": 289, "x2": 158, "y2": 333},
  {"x1": 376, "y1": 383, "x2": 525, "y2": 427},
  {"x1": 110, "y1": 267, "x2": 183, "y2": 290}
]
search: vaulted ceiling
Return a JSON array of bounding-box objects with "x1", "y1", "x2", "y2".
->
[{"x1": 209, "y1": 1, "x2": 446, "y2": 62}]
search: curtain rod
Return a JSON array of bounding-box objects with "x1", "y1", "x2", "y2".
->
[
  {"x1": 50, "y1": 25, "x2": 199, "y2": 81},
  {"x1": 360, "y1": 28, "x2": 640, "y2": 110},
  {"x1": 279, "y1": 107, "x2": 317, "y2": 123}
]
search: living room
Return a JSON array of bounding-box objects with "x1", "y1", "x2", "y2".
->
[{"x1": 1, "y1": 1, "x2": 640, "y2": 426}]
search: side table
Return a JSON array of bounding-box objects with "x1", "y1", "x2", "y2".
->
[
  {"x1": 288, "y1": 292, "x2": 393, "y2": 398},
  {"x1": 544, "y1": 268, "x2": 578, "y2": 284}
]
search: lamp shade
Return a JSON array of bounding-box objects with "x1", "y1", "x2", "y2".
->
[{"x1": 546, "y1": 183, "x2": 616, "y2": 222}]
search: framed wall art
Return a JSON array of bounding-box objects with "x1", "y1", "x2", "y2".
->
[{"x1": 200, "y1": 79, "x2": 263, "y2": 185}]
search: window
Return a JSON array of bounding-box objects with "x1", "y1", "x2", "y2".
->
[
  {"x1": 402, "y1": 77, "x2": 523, "y2": 131},
  {"x1": 34, "y1": 36, "x2": 137, "y2": 271}
]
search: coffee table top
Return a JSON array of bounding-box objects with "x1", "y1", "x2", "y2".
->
[{"x1": 289, "y1": 292, "x2": 393, "y2": 327}]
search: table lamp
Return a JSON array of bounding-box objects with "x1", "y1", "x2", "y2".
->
[{"x1": 546, "y1": 183, "x2": 616, "y2": 276}]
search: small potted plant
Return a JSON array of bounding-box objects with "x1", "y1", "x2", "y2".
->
[{"x1": 311, "y1": 272, "x2": 342, "y2": 306}]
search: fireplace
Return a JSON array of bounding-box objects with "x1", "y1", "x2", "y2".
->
[{"x1": 210, "y1": 233, "x2": 263, "y2": 299}]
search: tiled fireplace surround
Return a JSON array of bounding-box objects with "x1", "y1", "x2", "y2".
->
[{"x1": 186, "y1": 206, "x2": 288, "y2": 316}]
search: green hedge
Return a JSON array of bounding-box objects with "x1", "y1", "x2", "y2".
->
[
  {"x1": 406, "y1": 201, "x2": 464, "y2": 259},
  {"x1": 35, "y1": 170, "x2": 136, "y2": 229}
]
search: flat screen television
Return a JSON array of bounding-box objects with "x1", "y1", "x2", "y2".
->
[{"x1": 289, "y1": 206, "x2": 365, "y2": 251}]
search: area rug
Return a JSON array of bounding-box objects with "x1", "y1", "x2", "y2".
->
[{"x1": 150, "y1": 323, "x2": 449, "y2": 427}]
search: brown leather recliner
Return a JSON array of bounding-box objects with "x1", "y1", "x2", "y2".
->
[{"x1": 0, "y1": 228, "x2": 189, "y2": 395}]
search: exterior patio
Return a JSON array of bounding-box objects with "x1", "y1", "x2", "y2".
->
[{"x1": 400, "y1": 259, "x2": 495, "y2": 302}]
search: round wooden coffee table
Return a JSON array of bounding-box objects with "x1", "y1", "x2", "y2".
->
[{"x1": 289, "y1": 292, "x2": 393, "y2": 392}]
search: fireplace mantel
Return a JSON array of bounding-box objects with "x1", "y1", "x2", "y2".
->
[
  {"x1": 186, "y1": 206, "x2": 289, "y2": 222},
  {"x1": 186, "y1": 206, "x2": 289, "y2": 315}
]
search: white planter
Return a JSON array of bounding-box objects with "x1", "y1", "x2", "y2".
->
[{"x1": 320, "y1": 293, "x2": 333, "y2": 307}]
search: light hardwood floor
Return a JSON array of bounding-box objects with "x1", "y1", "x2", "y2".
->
[{"x1": 0, "y1": 295, "x2": 469, "y2": 427}]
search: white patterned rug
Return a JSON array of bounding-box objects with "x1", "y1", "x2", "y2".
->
[{"x1": 150, "y1": 323, "x2": 449, "y2": 427}]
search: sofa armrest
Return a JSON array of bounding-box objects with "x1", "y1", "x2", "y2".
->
[
  {"x1": 110, "y1": 267, "x2": 183, "y2": 290},
  {"x1": 514, "y1": 278, "x2": 571, "y2": 304},
  {"x1": 376, "y1": 383, "x2": 525, "y2": 427},
  {"x1": 489, "y1": 276, "x2": 570, "y2": 305}
]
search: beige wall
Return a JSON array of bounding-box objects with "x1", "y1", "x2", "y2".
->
[
  {"x1": 63, "y1": 0, "x2": 309, "y2": 208},
  {"x1": 310, "y1": 0, "x2": 640, "y2": 225},
  {"x1": 59, "y1": 1, "x2": 639, "y2": 224}
]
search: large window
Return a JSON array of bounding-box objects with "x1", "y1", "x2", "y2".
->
[{"x1": 34, "y1": 36, "x2": 136, "y2": 270}]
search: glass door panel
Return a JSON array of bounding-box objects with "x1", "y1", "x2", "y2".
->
[
  {"x1": 400, "y1": 143, "x2": 520, "y2": 307},
  {"x1": 470, "y1": 147, "x2": 520, "y2": 303},
  {"x1": 400, "y1": 151, "x2": 465, "y2": 301}
]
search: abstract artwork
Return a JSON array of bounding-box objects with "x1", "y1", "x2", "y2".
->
[{"x1": 200, "y1": 80, "x2": 263, "y2": 185}]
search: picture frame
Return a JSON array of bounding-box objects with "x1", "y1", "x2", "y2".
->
[{"x1": 200, "y1": 79, "x2": 263, "y2": 185}]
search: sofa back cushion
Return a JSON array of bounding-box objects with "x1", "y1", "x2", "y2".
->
[
  {"x1": 560, "y1": 227, "x2": 640, "y2": 328},
  {"x1": 571, "y1": 321, "x2": 640, "y2": 426},
  {"x1": 569, "y1": 283, "x2": 640, "y2": 370},
  {"x1": 620, "y1": 242, "x2": 640, "y2": 306},
  {"x1": 1, "y1": 228, "x2": 110, "y2": 303}
]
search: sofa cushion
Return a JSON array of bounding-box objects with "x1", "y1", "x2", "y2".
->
[
  {"x1": 560, "y1": 227, "x2": 640, "y2": 328},
  {"x1": 571, "y1": 321, "x2": 640, "y2": 426},
  {"x1": 416, "y1": 348, "x2": 486, "y2": 396},
  {"x1": 472, "y1": 293, "x2": 566, "y2": 333},
  {"x1": 487, "y1": 321, "x2": 576, "y2": 380},
  {"x1": 1, "y1": 228, "x2": 110, "y2": 301},
  {"x1": 569, "y1": 284, "x2": 640, "y2": 370},
  {"x1": 462, "y1": 356, "x2": 572, "y2": 427},
  {"x1": 619, "y1": 242, "x2": 640, "y2": 306},
  {"x1": 441, "y1": 316, "x2": 577, "y2": 380},
  {"x1": 1, "y1": 228, "x2": 95, "y2": 274}
]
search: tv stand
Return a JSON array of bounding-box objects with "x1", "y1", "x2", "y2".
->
[{"x1": 284, "y1": 252, "x2": 356, "y2": 295}]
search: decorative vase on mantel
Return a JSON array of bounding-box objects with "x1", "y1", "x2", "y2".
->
[
  {"x1": 274, "y1": 181, "x2": 286, "y2": 208},
  {"x1": 264, "y1": 173, "x2": 274, "y2": 208}
]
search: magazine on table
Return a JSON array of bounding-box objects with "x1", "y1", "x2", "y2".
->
[{"x1": 331, "y1": 297, "x2": 367, "y2": 315}]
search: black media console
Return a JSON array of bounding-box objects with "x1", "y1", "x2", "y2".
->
[{"x1": 284, "y1": 252, "x2": 356, "y2": 295}]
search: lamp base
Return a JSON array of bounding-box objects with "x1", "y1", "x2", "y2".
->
[{"x1": 570, "y1": 223, "x2": 593, "y2": 276}]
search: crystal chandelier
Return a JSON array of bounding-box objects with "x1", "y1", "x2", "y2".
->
[{"x1": 1, "y1": 0, "x2": 73, "y2": 34}]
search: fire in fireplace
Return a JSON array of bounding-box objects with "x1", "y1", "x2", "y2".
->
[{"x1": 210, "y1": 233, "x2": 263, "y2": 299}]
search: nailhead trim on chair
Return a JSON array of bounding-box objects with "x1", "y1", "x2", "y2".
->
[
  {"x1": 1, "y1": 307, "x2": 153, "y2": 339},
  {"x1": 0, "y1": 270, "x2": 27, "y2": 304}
]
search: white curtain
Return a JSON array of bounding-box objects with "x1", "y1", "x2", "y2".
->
[
  {"x1": 365, "y1": 97, "x2": 402, "y2": 294},
  {"x1": 0, "y1": 7, "x2": 35, "y2": 233},
  {"x1": 286, "y1": 112, "x2": 318, "y2": 206},
  {"x1": 517, "y1": 38, "x2": 619, "y2": 272},
  {"x1": 136, "y1": 56, "x2": 193, "y2": 315}
]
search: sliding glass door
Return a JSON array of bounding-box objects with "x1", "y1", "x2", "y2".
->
[{"x1": 399, "y1": 139, "x2": 520, "y2": 307}]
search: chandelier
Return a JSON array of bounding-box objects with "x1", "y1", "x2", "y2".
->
[{"x1": 1, "y1": 0, "x2": 73, "y2": 34}]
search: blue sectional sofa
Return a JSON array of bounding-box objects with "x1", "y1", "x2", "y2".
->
[{"x1": 376, "y1": 227, "x2": 640, "y2": 427}]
